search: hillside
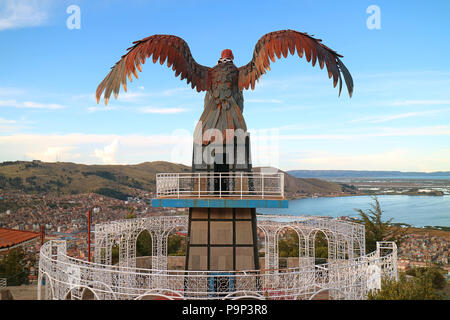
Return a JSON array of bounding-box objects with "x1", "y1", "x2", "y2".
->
[
  {"x1": 0, "y1": 161, "x2": 350, "y2": 199},
  {"x1": 0, "y1": 160, "x2": 190, "y2": 199},
  {"x1": 288, "y1": 170, "x2": 450, "y2": 179},
  {"x1": 254, "y1": 167, "x2": 352, "y2": 196}
]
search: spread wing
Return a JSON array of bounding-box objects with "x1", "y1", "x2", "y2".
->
[
  {"x1": 238, "y1": 30, "x2": 353, "y2": 97},
  {"x1": 96, "y1": 35, "x2": 211, "y2": 105}
]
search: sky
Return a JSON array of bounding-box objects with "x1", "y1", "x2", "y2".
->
[{"x1": 0, "y1": 0, "x2": 449, "y2": 172}]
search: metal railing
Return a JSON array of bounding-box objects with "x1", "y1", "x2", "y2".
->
[
  {"x1": 0, "y1": 278, "x2": 6, "y2": 288},
  {"x1": 38, "y1": 240, "x2": 397, "y2": 300},
  {"x1": 156, "y1": 172, "x2": 284, "y2": 199}
]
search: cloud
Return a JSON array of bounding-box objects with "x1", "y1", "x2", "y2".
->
[
  {"x1": 0, "y1": 0, "x2": 50, "y2": 31},
  {"x1": 0, "y1": 133, "x2": 192, "y2": 165},
  {"x1": 93, "y1": 140, "x2": 119, "y2": 164},
  {"x1": 0, "y1": 99, "x2": 65, "y2": 109},
  {"x1": 87, "y1": 106, "x2": 116, "y2": 113},
  {"x1": 117, "y1": 91, "x2": 148, "y2": 101},
  {"x1": 246, "y1": 99, "x2": 283, "y2": 104},
  {"x1": 26, "y1": 146, "x2": 78, "y2": 162},
  {"x1": 92, "y1": 87, "x2": 195, "y2": 105},
  {"x1": 152, "y1": 87, "x2": 191, "y2": 97},
  {"x1": 0, "y1": 87, "x2": 26, "y2": 96},
  {"x1": 278, "y1": 125, "x2": 450, "y2": 141},
  {"x1": 0, "y1": 132, "x2": 449, "y2": 171},
  {"x1": 138, "y1": 106, "x2": 187, "y2": 114},
  {"x1": 350, "y1": 109, "x2": 450, "y2": 123},
  {"x1": 389, "y1": 100, "x2": 450, "y2": 106},
  {"x1": 290, "y1": 149, "x2": 450, "y2": 172},
  {"x1": 0, "y1": 118, "x2": 16, "y2": 124},
  {"x1": 0, "y1": 117, "x2": 30, "y2": 133}
]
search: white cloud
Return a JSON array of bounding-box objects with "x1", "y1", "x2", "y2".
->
[
  {"x1": 278, "y1": 125, "x2": 450, "y2": 141},
  {"x1": 93, "y1": 140, "x2": 119, "y2": 164},
  {"x1": 291, "y1": 149, "x2": 450, "y2": 172},
  {"x1": 0, "y1": 99, "x2": 65, "y2": 109},
  {"x1": 246, "y1": 99, "x2": 283, "y2": 104},
  {"x1": 117, "y1": 91, "x2": 148, "y2": 101},
  {"x1": 0, "y1": 133, "x2": 192, "y2": 165},
  {"x1": 151, "y1": 87, "x2": 191, "y2": 97},
  {"x1": 84, "y1": 87, "x2": 194, "y2": 105},
  {"x1": 26, "y1": 146, "x2": 77, "y2": 162},
  {"x1": 0, "y1": 132, "x2": 449, "y2": 171},
  {"x1": 0, "y1": 118, "x2": 16, "y2": 124},
  {"x1": 0, "y1": 87, "x2": 26, "y2": 96},
  {"x1": 139, "y1": 106, "x2": 187, "y2": 114},
  {"x1": 22, "y1": 101, "x2": 65, "y2": 109},
  {"x1": 350, "y1": 109, "x2": 450, "y2": 123},
  {"x1": 87, "y1": 106, "x2": 116, "y2": 113},
  {"x1": 388, "y1": 100, "x2": 450, "y2": 106},
  {"x1": 0, "y1": 117, "x2": 29, "y2": 133},
  {"x1": 0, "y1": 0, "x2": 50, "y2": 31}
]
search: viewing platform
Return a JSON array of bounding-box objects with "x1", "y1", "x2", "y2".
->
[{"x1": 152, "y1": 172, "x2": 288, "y2": 208}]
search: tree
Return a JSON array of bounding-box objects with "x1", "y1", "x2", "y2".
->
[
  {"x1": 354, "y1": 196, "x2": 408, "y2": 253},
  {"x1": 314, "y1": 232, "x2": 328, "y2": 263},
  {"x1": 278, "y1": 230, "x2": 299, "y2": 258},
  {"x1": 167, "y1": 235, "x2": 186, "y2": 256},
  {"x1": 136, "y1": 230, "x2": 152, "y2": 257},
  {"x1": 368, "y1": 267, "x2": 446, "y2": 300},
  {"x1": 111, "y1": 244, "x2": 119, "y2": 265},
  {"x1": 0, "y1": 247, "x2": 32, "y2": 286},
  {"x1": 406, "y1": 266, "x2": 446, "y2": 290}
]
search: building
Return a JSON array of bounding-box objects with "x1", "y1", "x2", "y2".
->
[{"x1": 0, "y1": 228, "x2": 41, "y2": 253}]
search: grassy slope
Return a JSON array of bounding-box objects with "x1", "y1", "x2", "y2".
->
[
  {"x1": 254, "y1": 167, "x2": 347, "y2": 195},
  {"x1": 0, "y1": 161, "x2": 190, "y2": 195},
  {"x1": 0, "y1": 161, "x2": 344, "y2": 196}
]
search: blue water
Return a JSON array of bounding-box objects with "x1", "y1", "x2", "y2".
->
[{"x1": 258, "y1": 195, "x2": 450, "y2": 227}]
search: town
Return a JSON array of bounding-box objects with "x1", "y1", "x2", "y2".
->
[{"x1": 0, "y1": 190, "x2": 448, "y2": 286}]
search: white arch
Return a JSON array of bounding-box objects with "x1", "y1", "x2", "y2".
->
[
  {"x1": 37, "y1": 272, "x2": 55, "y2": 300},
  {"x1": 275, "y1": 225, "x2": 305, "y2": 268},
  {"x1": 135, "y1": 228, "x2": 153, "y2": 256},
  {"x1": 308, "y1": 287, "x2": 346, "y2": 300},
  {"x1": 91, "y1": 280, "x2": 117, "y2": 300},
  {"x1": 134, "y1": 288, "x2": 183, "y2": 300},
  {"x1": 224, "y1": 290, "x2": 265, "y2": 300},
  {"x1": 309, "y1": 228, "x2": 331, "y2": 262},
  {"x1": 38, "y1": 217, "x2": 393, "y2": 301},
  {"x1": 64, "y1": 285, "x2": 100, "y2": 300}
]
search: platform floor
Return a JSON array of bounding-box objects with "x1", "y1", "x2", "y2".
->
[{"x1": 152, "y1": 197, "x2": 288, "y2": 208}]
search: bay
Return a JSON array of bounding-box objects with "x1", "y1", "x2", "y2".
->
[{"x1": 257, "y1": 195, "x2": 450, "y2": 227}]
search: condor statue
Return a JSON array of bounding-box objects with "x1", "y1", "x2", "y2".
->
[
  {"x1": 96, "y1": 29, "x2": 353, "y2": 138},
  {"x1": 95, "y1": 29, "x2": 354, "y2": 273}
]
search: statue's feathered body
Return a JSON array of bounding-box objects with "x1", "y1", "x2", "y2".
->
[
  {"x1": 202, "y1": 58, "x2": 246, "y2": 135},
  {"x1": 96, "y1": 30, "x2": 353, "y2": 138}
]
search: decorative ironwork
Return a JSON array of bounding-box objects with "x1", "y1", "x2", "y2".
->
[{"x1": 38, "y1": 215, "x2": 397, "y2": 300}]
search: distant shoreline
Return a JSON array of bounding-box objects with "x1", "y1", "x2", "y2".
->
[
  {"x1": 279, "y1": 194, "x2": 450, "y2": 230},
  {"x1": 288, "y1": 191, "x2": 447, "y2": 201}
]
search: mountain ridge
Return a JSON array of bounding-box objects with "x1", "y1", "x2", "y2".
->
[{"x1": 0, "y1": 160, "x2": 352, "y2": 199}]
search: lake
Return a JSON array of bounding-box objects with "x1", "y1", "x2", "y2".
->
[{"x1": 257, "y1": 195, "x2": 450, "y2": 227}]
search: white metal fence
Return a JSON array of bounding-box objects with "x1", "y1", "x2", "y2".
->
[
  {"x1": 156, "y1": 172, "x2": 284, "y2": 199},
  {"x1": 38, "y1": 240, "x2": 397, "y2": 300}
]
